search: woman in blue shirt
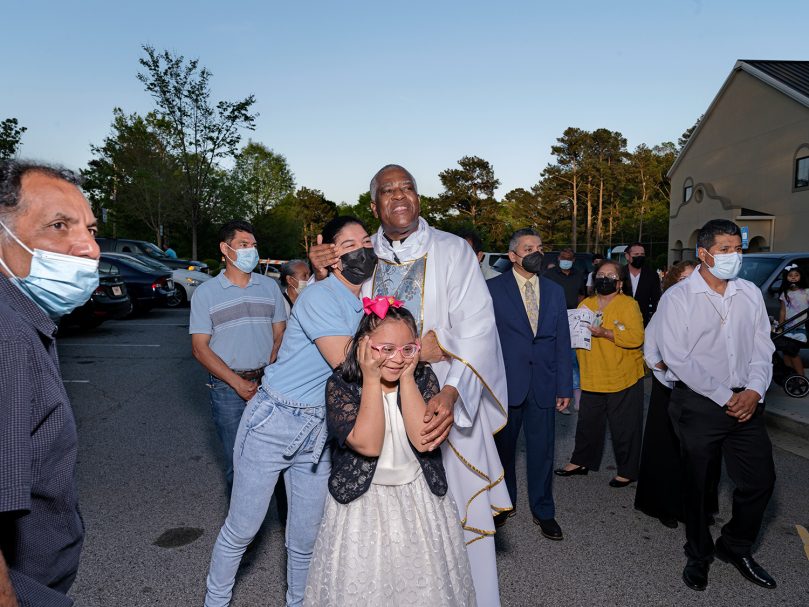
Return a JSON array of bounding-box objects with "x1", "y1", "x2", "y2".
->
[{"x1": 205, "y1": 216, "x2": 378, "y2": 607}]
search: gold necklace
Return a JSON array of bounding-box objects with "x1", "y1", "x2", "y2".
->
[{"x1": 703, "y1": 292, "x2": 731, "y2": 325}]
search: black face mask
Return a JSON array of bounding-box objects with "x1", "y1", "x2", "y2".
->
[
  {"x1": 339, "y1": 247, "x2": 378, "y2": 285},
  {"x1": 594, "y1": 277, "x2": 618, "y2": 295},
  {"x1": 630, "y1": 255, "x2": 645, "y2": 269},
  {"x1": 518, "y1": 251, "x2": 544, "y2": 274}
]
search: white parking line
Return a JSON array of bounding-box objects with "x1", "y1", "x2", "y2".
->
[
  {"x1": 59, "y1": 344, "x2": 161, "y2": 347},
  {"x1": 115, "y1": 323, "x2": 188, "y2": 327}
]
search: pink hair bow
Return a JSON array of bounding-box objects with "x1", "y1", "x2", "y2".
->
[{"x1": 362, "y1": 295, "x2": 404, "y2": 319}]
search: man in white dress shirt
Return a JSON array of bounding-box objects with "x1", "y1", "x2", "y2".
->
[{"x1": 656, "y1": 219, "x2": 776, "y2": 592}]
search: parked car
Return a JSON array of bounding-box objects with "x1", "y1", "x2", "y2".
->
[
  {"x1": 99, "y1": 253, "x2": 175, "y2": 315},
  {"x1": 736, "y1": 252, "x2": 809, "y2": 318},
  {"x1": 492, "y1": 251, "x2": 595, "y2": 277},
  {"x1": 103, "y1": 252, "x2": 210, "y2": 307},
  {"x1": 60, "y1": 265, "x2": 131, "y2": 329},
  {"x1": 96, "y1": 237, "x2": 209, "y2": 273}
]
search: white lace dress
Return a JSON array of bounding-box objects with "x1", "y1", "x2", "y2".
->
[{"x1": 304, "y1": 389, "x2": 475, "y2": 606}]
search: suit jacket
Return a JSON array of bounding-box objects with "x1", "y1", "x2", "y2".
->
[
  {"x1": 622, "y1": 265, "x2": 661, "y2": 326},
  {"x1": 487, "y1": 271, "x2": 573, "y2": 408}
]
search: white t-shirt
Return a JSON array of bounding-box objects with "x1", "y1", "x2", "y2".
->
[
  {"x1": 780, "y1": 288, "x2": 809, "y2": 341},
  {"x1": 372, "y1": 388, "x2": 421, "y2": 485}
]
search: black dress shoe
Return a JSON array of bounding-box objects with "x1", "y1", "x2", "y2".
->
[
  {"x1": 533, "y1": 516, "x2": 563, "y2": 541},
  {"x1": 715, "y1": 538, "x2": 777, "y2": 589},
  {"x1": 659, "y1": 516, "x2": 678, "y2": 529},
  {"x1": 682, "y1": 559, "x2": 710, "y2": 591},
  {"x1": 554, "y1": 465, "x2": 588, "y2": 477},
  {"x1": 608, "y1": 477, "x2": 633, "y2": 488},
  {"x1": 494, "y1": 511, "x2": 509, "y2": 528}
]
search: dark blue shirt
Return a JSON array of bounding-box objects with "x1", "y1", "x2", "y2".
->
[{"x1": 0, "y1": 275, "x2": 84, "y2": 606}]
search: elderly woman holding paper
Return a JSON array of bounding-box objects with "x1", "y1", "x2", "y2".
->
[{"x1": 555, "y1": 260, "x2": 646, "y2": 488}]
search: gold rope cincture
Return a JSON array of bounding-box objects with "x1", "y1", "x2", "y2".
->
[{"x1": 434, "y1": 334, "x2": 512, "y2": 543}]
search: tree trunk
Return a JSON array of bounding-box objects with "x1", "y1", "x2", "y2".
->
[
  {"x1": 585, "y1": 176, "x2": 592, "y2": 252},
  {"x1": 571, "y1": 166, "x2": 578, "y2": 249},
  {"x1": 596, "y1": 175, "x2": 604, "y2": 251}
]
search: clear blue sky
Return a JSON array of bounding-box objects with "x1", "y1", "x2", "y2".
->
[{"x1": 2, "y1": 0, "x2": 805, "y2": 204}]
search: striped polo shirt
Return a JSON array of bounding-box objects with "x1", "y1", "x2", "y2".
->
[{"x1": 189, "y1": 271, "x2": 287, "y2": 370}]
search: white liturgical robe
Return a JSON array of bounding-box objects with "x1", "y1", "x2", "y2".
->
[{"x1": 364, "y1": 218, "x2": 511, "y2": 607}]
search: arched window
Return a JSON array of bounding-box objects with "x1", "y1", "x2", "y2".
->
[
  {"x1": 794, "y1": 145, "x2": 809, "y2": 190},
  {"x1": 683, "y1": 177, "x2": 694, "y2": 202}
]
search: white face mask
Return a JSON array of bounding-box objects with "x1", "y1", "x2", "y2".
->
[
  {"x1": 296, "y1": 279, "x2": 308, "y2": 293},
  {"x1": 705, "y1": 251, "x2": 742, "y2": 280},
  {"x1": 0, "y1": 218, "x2": 99, "y2": 318}
]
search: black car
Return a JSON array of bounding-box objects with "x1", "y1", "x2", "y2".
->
[
  {"x1": 96, "y1": 237, "x2": 209, "y2": 273},
  {"x1": 100, "y1": 253, "x2": 175, "y2": 315},
  {"x1": 60, "y1": 265, "x2": 132, "y2": 329}
]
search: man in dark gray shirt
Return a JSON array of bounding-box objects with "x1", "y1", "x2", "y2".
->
[{"x1": 0, "y1": 161, "x2": 101, "y2": 606}]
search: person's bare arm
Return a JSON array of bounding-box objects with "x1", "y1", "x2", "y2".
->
[
  {"x1": 399, "y1": 358, "x2": 433, "y2": 452},
  {"x1": 191, "y1": 333, "x2": 257, "y2": 401},
  {"x1": 313, "y1": 335, "x2": 352, "y2": 369},
  {"x1": 0, "y1": 553, "x2": 18, "y2": 607},
  {"x1": 269, "y1": 321, "x2": 286, "y2": 364},
  {"x1": 344, "y1": 338, "x2": 386, "y2": 456}
]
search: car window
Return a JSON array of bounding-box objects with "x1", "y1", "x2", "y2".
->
[
  {"x1": 98, "y1": 261, "x2": 119, "y2": 275},
  {"x1": 141, "y1": 242, "x2": 168, "y2": 258},
  {"x1": 104, "y1": 255, "x2": 157, "y2": 274},
  {"x1": 737, "y1": 257, "x2": 781, "y2": 287}
]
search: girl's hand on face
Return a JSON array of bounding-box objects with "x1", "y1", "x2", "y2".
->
[
  {"x1": 358, "y1": 336, "x2": 385, "y2": 381},
  {"x1": 401, "y1": 353, "x2": 418, "y2": 380}
]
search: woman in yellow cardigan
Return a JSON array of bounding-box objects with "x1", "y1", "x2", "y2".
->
[{"x1": 555, "y1": 260, "x2": 646, "y2": 487}]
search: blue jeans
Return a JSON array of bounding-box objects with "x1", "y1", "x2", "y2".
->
[
  {"x1": 205, "y1": 387, "x2": 331, "y2": 607},
  {"x1": 207, "y1": 375, "x2": 246, "y2": 488},
  {"x1": 571, "y1": 349, "x2": 580, "y2": 391}
]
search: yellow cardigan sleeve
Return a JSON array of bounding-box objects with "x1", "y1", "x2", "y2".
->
[{"x1": 612, "y1": 296, "x2": 644, "y2": 350}]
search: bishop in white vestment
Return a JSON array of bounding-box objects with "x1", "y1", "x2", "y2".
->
[{"x1": 364, "y1": 217, "x2": 511, "y2": 606}]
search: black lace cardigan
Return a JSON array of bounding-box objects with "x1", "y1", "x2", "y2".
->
[{"x1": 325, "y1": 365, "x2": 448, "y2": 504}]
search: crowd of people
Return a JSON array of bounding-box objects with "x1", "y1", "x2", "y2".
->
[{"x1": 1, "y1": 159, "x2": 805, "y2": 606}]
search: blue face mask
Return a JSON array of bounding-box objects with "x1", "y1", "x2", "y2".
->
[
  {"x1": 706, "y1": 251, "x2": 742, "y2": 280},
  {"x1": 0, "y1": 219, "x2": 99, "y2": 319},
  {"x1": 559, "y1": 259, "x2": 574, "y2": 270},
  {"x1": 226, "y1": 244, "x2": 259, "y2": 274}
]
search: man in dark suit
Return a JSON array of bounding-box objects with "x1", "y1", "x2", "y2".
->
[
  {"x1": 488, "y1": 228, "x2": 573, "y2": 540},
  {"x1": 622, "y1": 242, "x2": 661, "y2": 326}
]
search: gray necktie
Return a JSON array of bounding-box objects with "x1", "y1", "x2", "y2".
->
[{"x1": 523, "y1": 280, "x2": 538, "y2": 334}]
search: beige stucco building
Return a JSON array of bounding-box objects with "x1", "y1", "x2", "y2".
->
[{"x1": 667, "y1": 60, "x2": 809, "y2": 265}]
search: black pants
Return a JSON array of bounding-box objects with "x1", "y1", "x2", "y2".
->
[
  {"x1": 570, "y1": 380, "x2": 644, "y2": 479},
  {"x1": 669, "y1": 385, "x2": 775, "y2": 561},
  {"x1": 635, "y1": 378, "x2": 719, "y2": 522},
  {"x1": 494, "y1": 391, "x2": 556, "y2": 519}
]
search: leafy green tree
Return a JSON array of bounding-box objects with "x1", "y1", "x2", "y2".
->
[
  {"x1": 678, "y1": 115, "x2": 703, "y2": 152},
  {"x1": 338, "y1": 191, "x2": 380, "y2": 234},
  {"x1": 227, "y1": 141, "x2": 295, "y2": 222},
  {"x1": 295, "y1": 187, "x2": 337, "y2": 252},
  {"x1": 137, "y1": 45, "x2": 258, "y2": 258},
  {"x1": 0, "y1": 118, "x2": 27, "y2": 160},
  {"x1": 549, "y1": 128, "x2": 589, "y2": 249},
  {"x1": 82, "y1": 109, "x2": 184, "y2": 244},
  {"x1": 437, "y1": 156, "x2": 501, "y2": 227},
  {"x1": 253, "y1": 193, "x2": 305, "y2": 259}
]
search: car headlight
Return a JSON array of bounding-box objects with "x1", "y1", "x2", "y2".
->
[{"x1": 185, "y1": 277, "x2": 203, "y2": 287}]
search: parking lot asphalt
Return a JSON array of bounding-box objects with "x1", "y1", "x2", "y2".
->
[{"x1": 61, "y1": 308, "x2": 809, "y2": 607}]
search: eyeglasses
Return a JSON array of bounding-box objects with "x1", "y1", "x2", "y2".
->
[
  {"x1": 369, "y1": 342, "x2": 421, "y2": 359},
  {"x1": 595, "y1": 274, "x2": 619, "y2": 280}
]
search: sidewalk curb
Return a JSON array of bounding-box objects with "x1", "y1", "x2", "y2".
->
[{"x1": 766, "y1": 408, "x2": 809, "y2": 441}]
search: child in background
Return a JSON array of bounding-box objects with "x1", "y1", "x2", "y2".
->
[
  {"x1": 304, "y1": 297, "x2": 474, "y2": 607},
  {"x1": 778, "y1": 264, "x2": 809, "y2": 377}
]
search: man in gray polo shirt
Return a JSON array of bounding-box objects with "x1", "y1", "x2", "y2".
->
[{"x1": 190, "y1": 220, "x2": 287, "y2": 496}]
